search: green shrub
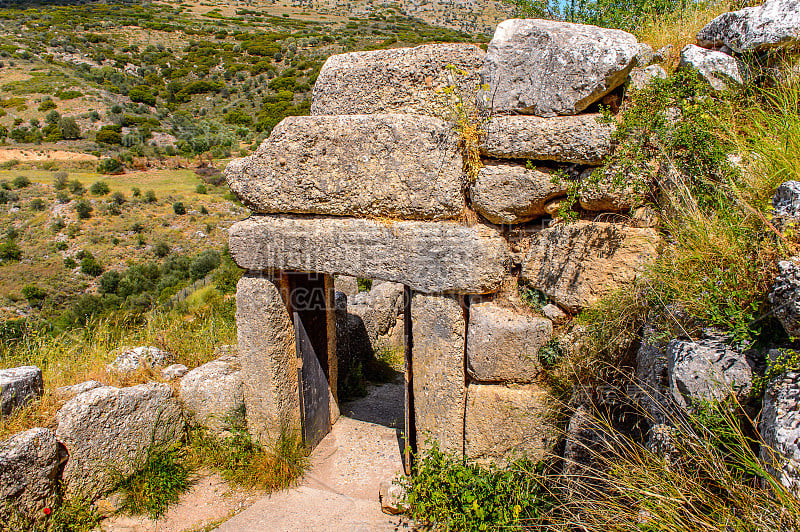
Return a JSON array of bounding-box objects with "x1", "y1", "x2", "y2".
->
[
  {"x1": 172, "y1": 201, "x2": 186, "y2": 215},
  {"x1": 96, "y1": 128, "x2": 122, "y2": 145},
  {"x1": 403, "y1": 443, "x2": 556, "y2": 531},
  {"x1": 68, "y1": 179, "x2": 84, "y2": 195},
  {"x1": 0, "y1": 240, "x2": 21, "y2": 262},
  {"x1": 37, "y1": 99, "x2": 57, "y2": 111},
  {"x1": 63, "y1": 257, "x2": 76, "y2": 269},
  {"x1": 190, "y1": 249, "x2": 221, "y2": 280},
  {"x1": 195, "y1": 184, "x2": 207, "y2": 194},
  {"x1": 128, "y1": 86, "x2": 156, "y2": 107},
  {"x1": 89, "y1": 181, "x2": 110, "y2": 195},
  {"x1": 98, "y1": 158, "x2": 123, "y2": 174},
  {"x1": 75, "y1": 199, "x2": 92, "y2": 219},
  {"x1": 110, "y1": 191, "x2": 126, "y2": 206},
  {"x1": 29, "y1": 198, "x2": 45, "y2": 211},
  {"x1": 53, "y1": 171, "x2": 68, "y2": 190},
  {"x1": 80, "y1": 253, "x2": 103, "y2": 277},
  {"x1": 13, "y1": 175, "x2": 29, "y2": 189},
  {"x1": 59, "y1": 117, "x2": 80, "y2": 140},
  {"x1": 144, "y1": 190, "x2": 157, "y2": 203},
  {"x1": 154, "y1": 242, "x2": 170, "y2": 258},
  {"x1": 21, "y1": 284, "x2": 46, "y2": 307},
  {"x1": 116, "y1": 443, "x2": 191, "y2": 519}
]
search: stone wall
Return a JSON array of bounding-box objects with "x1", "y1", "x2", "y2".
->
[{"x1": 226, "y1": 20, "x2": 661, "y2": 460}]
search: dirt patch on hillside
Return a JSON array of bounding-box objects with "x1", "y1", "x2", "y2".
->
[{"x1": 0, "y1": 149, "x2": 98, "y2": 163}]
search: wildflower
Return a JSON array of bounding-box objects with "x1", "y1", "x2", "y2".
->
[{"x1": 43, "y1": 507, "x2": 51, "y2": 516}]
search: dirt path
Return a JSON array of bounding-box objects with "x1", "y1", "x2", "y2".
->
[{"x1": 0, "y1": 148, "x2": 98, "y2": 162}]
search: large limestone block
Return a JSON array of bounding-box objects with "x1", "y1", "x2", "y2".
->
[
  {"x1": 467, "y1": 302, "x2": 553, "y2": 383},
  {"x1": 761, "y1": 371, "x2": 800, "y2": 492},
  {"x1": 667, "y1": 335, "x2": 754, "y2": 409},
  {"x1": 464, "y1": 384, "x2": 553, "y2": 462},
  {"x1": 412, "y1": 293, "x2": 466, "y2": 455},
  {"x1": 470, "y1": 161, "x2": 568, "y2": 224},
  {"x1": 0, "y1": 428, "x2": 61, "y2": 522},
  {"x1": 225, "y1": 115, "x2": 464, "y2": 220},
  {"x1": 578, "y1": 166, "x2": 649, "y2": 212},
  {"x1": 481, "y1": 114, "x2": 613, "y2": 165},
  {"x1": 229, "y1": 216, "x2": 509, "y2": 294},
  {"x1": 0, "y1": 366, "x2": 43, "y2": 417},
  {"x1": 55, "y1": 383, "x2": 184, "y2": 500},
  {"x1": 466, "y1": 301, "x2": 552, "y2": 383},
  {"x1": 179, "y1": 355, "x2": 244, "y2": 434},
  {"x1": 769, "y1": 258, "x2": 800, "y2": 338},
  {"x1": 235, "y1": 274, "x2": 300, "y2": 445},
  {"x1": 521, "y1": 221, "x2": 659, "y2": 312},
  {"x1": 679, "y1": 44, "x2": 745, "y2": 91},
  {"x1": 311, "y1": 44, "x2": 485, "y2": 116},
  {"x1": 480, "y1": 19, "x2": 640, "y2": 116},
  {"x1": 696, "y1": 0, "x2": 800, "y2": 54}
]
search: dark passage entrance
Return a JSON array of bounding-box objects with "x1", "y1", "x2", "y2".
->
[{"x1": 286, "y1": 271, "x2": 332, "y2": 449}]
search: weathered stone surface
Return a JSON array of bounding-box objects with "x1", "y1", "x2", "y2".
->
[
  {"x1": 629, "y1": 64, "x2": 668, "y2": 90},
  {"x1": 470, "y1": 162, "x2": 568, "y2": 225},
  {"x1": 542, "y1": 303, "x2": 568, "y2": 323},
  {"x1": 480, "y1": 19, "x2": 640, "y2": 116},
  {"x1": 773, "y1": 181, "x2": 800, "y2": 218},
  {"x1": 761, "y1": 371, "x2": 800, "y2": 492},
  {"x1": 56, "y1": 383, "x2": 184, "y2": 500},
  {"x1": 225, "y1": 115, "x2": 464, "y2": 220},
  {"x1": 1, "y1": 366, "x2": 43, "y2": 417},
  {"x1": 466, "y1": 302, "x2": 551, "y2": 383},
  {"x1": 0, "y1": 428, "x2": 61, "y2": 522},
  {"x1": 697, "y1": 0, "x2": 800, "y2": 54},
  {"x1": 311, "y1": 43, "x2": 484, "y2": 116},
  {"x1": 464, "y1": 384, "x2": 553, "y2": 462},
  {"x1": 54, "y1": 380, "x2": 102, "y2": 402},
  {"x1": 769, "y1": 258, "x2": 800, "y2": 338},
  {"x1": 521, "y1": 221, "x2": 659, "y2": 312},
  {"x1": 679, "y1": 44, "x2": 744, "y2": 91},
  {"x1": 180, "y1": 355, "x2": 243, "y2": 434},
  {"x1": 480, "y1": 114, "x2": 613, "y2": 165},
  {"x1": 379, "y1": 481, "x2": 409, "y2": 515},
  {"x1": 334, "y1": 275, "x2": 359, "y2": 298},
  {"x1": 229, "y1": 216, "x2": 509, "y2": 294},
  {"x1": 347, "y1": 281, "x2": 405, "y2": 360},
  {"x1": 412, "y1": 293, "x2": 466, "y2": 455},
  {"x1": 578, "y1": 166, "x2": 649, "y2": 212},
  {"x1": 161, "y1": 364, "x2": 188, "y2": 381},
  {"x1": 235, "y1": 274, "x2": 300, "y2": 445},
  {"x1": 108, "y1": 346, "x2": 172, "y2": 373},
  {"x1": 667, "y1": 334, "x2": 754, "y2": 409}
]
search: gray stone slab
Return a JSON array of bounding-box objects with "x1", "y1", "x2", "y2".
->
[
  {"x1": 225, "y1": 114, "x2": 465, "y2": 220},
  {"x1": 412, "y1": 293, "x2": 466, "y2": 455},
  {"x1": 311, "y1": 43, "x2": 484, "y2": 117},
  {"x1": 229, "y1": 216, "x2": 509, "y2": 295}
]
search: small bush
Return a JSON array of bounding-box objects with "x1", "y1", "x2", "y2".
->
[
  {"x1": 199, "y1": 205, "x2": 209, "y2": 215},
  {"x1": 89, "y1": 181, "x2": 110, "y2": 195},
  {"x1": 195, "y1": 184, "x2": 207, "y2": 194},
  {"x1": 154, "y1": 242, "x2": 170, "y2": 258},
  {"x1": 12, "y1": 175, "x2": 29, "y2": 189},
  {"x1": 97, "y1": 158, "x2": 123, "y2": 175},
  {"x1": 74, "y1": 199, "x2": 92, "y2": 219},
  {"x1": 29, "y1": 198, "x2": 45, "y2": 211},
  {"x1": 144, "y1": 190, "x2": 157, "y2": 203},
  {"x1": 173, "y1": 201, "x2": 186, "y2": 215},
  {"x1": 110, "y1": 191, "x2": 126, "y2": 206},
  {"x1": 21, "y1": 284, "x2": 46, "y2": 307},
  {"x1": 0, "y1": 240, "x2": 21, "y2": 262},
  {"x1": 63, "y1": 257, "x2": 76, "y2": 269},
  {"x1": 190, "y1": 249, "x2": 221, "y2": 280},
  {"x1": 131, "y1": 187, "x2": 141, "y2": 197},
  {"x1": 80, "y1": 253, "x2": 102, "y2": 277},
  {"x1": 53, "y1": 171, "x2": 68, "y2": 190},
  {"x1": 116, "y1": 443, "x2": 191, "y2": 519},
  {"x1": 68, "y1": 179, "x2": 84, "y2": 195},
  {"x1": 38, "y1": 99, "x2": 57, "y2": 111}
]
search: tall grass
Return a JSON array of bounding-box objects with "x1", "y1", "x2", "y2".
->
[{"x1": 0, "y1": 298, "x2": 237, "y2": 439}]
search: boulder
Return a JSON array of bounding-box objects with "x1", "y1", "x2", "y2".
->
[
  {"x1": 480, "y1": 114, "x2": 614, "y2": 165},
  {"x1": 235, "y1": 274, "x2": 300, "y2": 445},
  {"x1": 379, "y1": 480, "x2": 409, "y2": 515},
  {"x1": 347, "y1": 281, "x2": 405, "y2": 360},
  {"x1": 760, "y1": 371, "x2": 800, "y2": 492},
  {"x1": 224, "y1": 115, "x2": 464, "y2": 220},
  {"x1": 0, "y1": 428, "x2": 61, "y2": 522},
  {"x1": 108, "y1": 346, "x2": 172, "y2": 373},
  {"x1": 229, "y1": 215, "x2": 509, "y2": 295},
  {"x1": 334, "y1": 275, "x2": 359, "y2": 298},
  {"x1": 311, "y1": 43, "x2": 484, "y2": 117},
  {"x1": 412, "y1": 293, "x2": 466, "y2": 455},
  {"x1": 464, "y1": 384, "x2": 553, "y2": 462},
  {"x1": 56, "y1": 383, "x2": 184, "y2": 500},
  {"x1": 470, "y1": 161, "x2": 568, "y2": 225},
  {"x1": 180, "y1": 355, "x2": 243, "y2": 434},
  {"x1": 629, "y1": 64, "x2": 668, "y2": 90},
  {"x1": 480, "y1": 19, "x2": 640, "y2": 116},
  {"x1": 161, "y1": 364, "x2": 189, "y2": 381},
  {"x1": 679, "y1": 44, "x2": 745, "y2": 91},
  {"x1": 54, "y1": 380, "x2": 102, "y2": 402},
  {"x1": 1, "y1": 366, "x2": 43, "y2": 417},
  {"x1": 578, "y1": 165, "x2": 649, "y2": 212},
  {"x1": 696, "y1": 0, "x2": 800, "y2": 54},
  {"x1": 542, "y1": 303, "x2": 568, "y2": 323},
  {"x1": 773, "y1": 181, "x2": 800, "y2": 218},
  {"x1": 666, "y1": 334, "x2": 755, "y2": 409},
  {"x1": 521, "y1": 221, "x2": 659, "y2": 312},
  {"x1": 769, "y1": 258, "x2": 800, "y2": 338},
  {"x1": 466, "y1": 301, "x2": 552, "y2": 383}
]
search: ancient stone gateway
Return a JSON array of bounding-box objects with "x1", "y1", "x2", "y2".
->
[{"x1": 226, "y1": 29, "x2": 660, "y2": 466}]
